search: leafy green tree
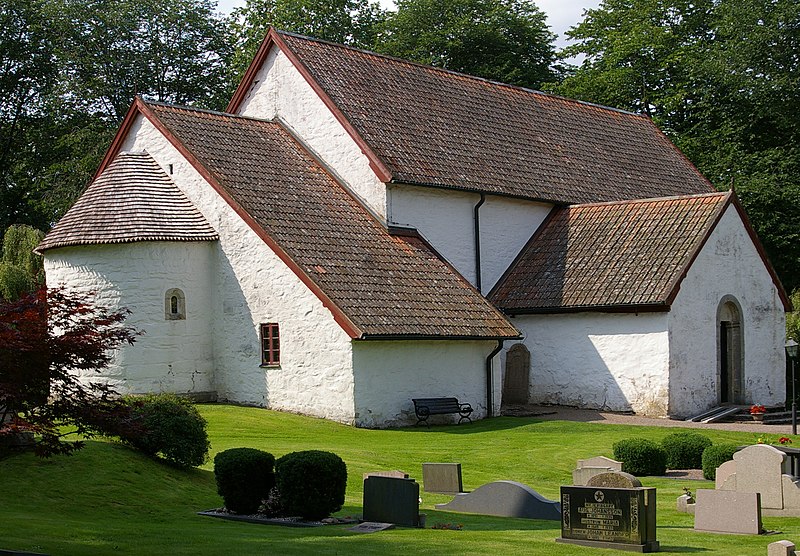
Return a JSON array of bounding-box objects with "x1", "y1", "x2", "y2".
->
[
  {"x1": 0, "y1": 225, "x2": 44, "y2": 301},
  {"x1": 231, "y1": 0, "x2": 385, "y2": 79},
  {"x1": 59, "y1": 0, "x2": 234, "y2": 121},
  {"x1": 379, "y1": 0, "x2": 558, "y2": 89},
  {"x1": 0, "y1": 0, "x2": 63, "y2": 231},
  {"x1": 0, "y1": 0, "x2": 234, "y2": 232},
  {"x1": 787, "y1": 291, "x2": 800, "y2": 343},
  {"x1": 552, "y1": 0, "x2": 800, "y2": 291}
]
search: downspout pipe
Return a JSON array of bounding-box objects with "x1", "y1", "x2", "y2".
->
[
  {"x1": 474, "y1": 193, "x2": 485, "y2": 293},
  {"x1": 486, "y1": 339, "x2": 504, "y2": 418}
]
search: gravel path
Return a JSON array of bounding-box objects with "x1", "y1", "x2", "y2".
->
[{"x1": 503, "y1": 404, "x2": 796, "y2": 435}]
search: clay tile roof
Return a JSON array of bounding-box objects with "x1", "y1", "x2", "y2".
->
[
  {"x1": 274, "y1": 31, "x2": 713, "y2": 204},
  {"x1": 37, "y1": 152, "x2": 218, "y2": 252},
  {"x1": 489, "y1": 192, "x2": 731, "y2": 312},
  {"x1": 147, "y1": 102, "x2": 518, "y2": 339}
]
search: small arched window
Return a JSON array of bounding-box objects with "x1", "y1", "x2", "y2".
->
[{"x1": 165, "y1": 288, "x2": 186, "y2": 320}]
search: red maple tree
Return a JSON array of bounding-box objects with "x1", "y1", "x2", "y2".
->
[{"x1": 0, "y1": 287, "x2": 139, "y2": 456}]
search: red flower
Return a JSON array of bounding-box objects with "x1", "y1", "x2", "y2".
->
[{"x1": 779, "y1": 437, "x2": 793, "y2": 445}]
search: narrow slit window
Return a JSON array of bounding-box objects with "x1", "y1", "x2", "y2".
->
[
  {"x1": 165, "y1": 288, "x2": 186, "y2": 320},
  {"x1": 260, "y1": 323, "x2": 280, "y2": 366}
]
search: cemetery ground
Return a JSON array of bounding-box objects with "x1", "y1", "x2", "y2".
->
[{"x1": 2, "y1": 405, "x2": 799, "y2": 555}]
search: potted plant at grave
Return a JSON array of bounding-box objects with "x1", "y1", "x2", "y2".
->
[{"x1": 750, "y1": 404, "x2": 767, "y2": 422}]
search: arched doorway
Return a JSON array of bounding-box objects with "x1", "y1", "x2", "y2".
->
[
  {"x1": 718, "y1": 297, "x2": 744, "y2": 404},
  {"x1": 502, "y1": 343, "x2": 530, "y2": 405}
]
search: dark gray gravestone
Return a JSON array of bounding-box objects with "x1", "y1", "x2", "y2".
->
[
  {"x1": 434, "y1": 480, "x2": 561, "y2": 520},
  {"x1": 362, "y1": 476, "x2": 420, "y2": 527},
  {"x1": 557, "y1": 486, "x2": 659, "y2": 553},
  {"x1": 422, "y1": 463, "x2": 463, "y2": 493}
]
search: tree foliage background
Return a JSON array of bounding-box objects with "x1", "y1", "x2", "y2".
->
[
  {"x1": 551, "y1": 0, "x2": 800, "y2": 292},
  {"x1": 0, "y1": 0, "x2": 232, "y2": 233},
  {"x1": 2, "y1": 0, "x2": 799, "y2": 294}
]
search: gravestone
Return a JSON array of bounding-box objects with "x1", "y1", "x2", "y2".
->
[
  {"x1": 502, "y1": 343, "x2": 530, "y2": 404},
  {"x1": 693, "y1": 489, "x2": 762, "y2": 535},
  {"x1": 586, "y1": 472, "x2": 642, "y2": 489},
  {"x1": 573, "y1": 456, "x2": 624, "y2": 486},
  {"x1": 734, "y1": 445, "x2": 785, "y2": 509},
  {"x1": 362, "y1": 476, "x2": 420, "y2": 527},
  {"x1": 348, "y1": 522, "x2": 395, "y2": 534},
  {"x1": 435, "y1": 480, "x2": 561, "y2": 520},
  {"x1": 422, "y1": 463, "x2": 463, "y2": 494},
  {"x1": 715, "y1": 460, "x2": 737, "y2": 490},
  {"x1": 557, "y1": 486, "x2": 659, "y2": 553},
  {"x1": 767, "y1": 540, "x2": 796, "y2": 556},
  {"x1": 363, "y1": 470, "x2": 409, "y2": 480}
]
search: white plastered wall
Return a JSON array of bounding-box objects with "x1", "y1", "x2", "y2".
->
[
  {"x1": 351, "y1": 340, "x2": 497, "y2": 427},
  {"x1": 509, "y1": 312, "x2": 670, "y2": 415},
  {"x1": 668, "y1": 205, "x2": 786, "y2": 417},
  {"x1": 116, "y1": 114, "x2": 356, "y2": 423},
  {"x1": 388, "y1": 183, "x2": 551, "y2": 291},
  {"x1": 236, "y1": 46, "x2": 387, "y2": 220},
  {"x1": 44, "y1": 242, "x2": 215, "y2": 396}
]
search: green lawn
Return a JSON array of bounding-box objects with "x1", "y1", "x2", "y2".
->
[{"x1": 1, "y1": 405, "x2": 797, "y2": 555}]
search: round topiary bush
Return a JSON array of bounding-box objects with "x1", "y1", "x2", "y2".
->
[
  {"x1": 661, "y1": 432, "x2": 713, "y2": 470},
  {"x1": 612, "y1": 438, "x2": 667, "y2": 476},
  {"x1": 214, "y1": 448, "x2": 276, "y2": 514},
  {"x1": 701, "y1": 443, "x2": 739, "y2": 480},
  {"x1": 275, "y1": 450, "x2": 347, "y2": 520},
  {"x1": 121, "y1": 393, "x2": 210, "y2": 468}
]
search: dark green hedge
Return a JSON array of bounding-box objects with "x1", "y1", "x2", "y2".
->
[
  {"x1": 612, "y1": 438, "x2": 667, "y2": 476},
  {"x1": 214, "y1": 448, "x2": 276, "y2": 514}
]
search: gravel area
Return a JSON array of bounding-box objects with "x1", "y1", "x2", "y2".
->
[{"x1": 502, "y1": 404, "x2": 796, "y2": 435}]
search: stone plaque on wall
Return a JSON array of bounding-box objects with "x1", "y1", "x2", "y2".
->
[{"x1": 556, "y1": 486, "x2": 659, "y2": 553}]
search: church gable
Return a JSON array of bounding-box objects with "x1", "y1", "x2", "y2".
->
[
  {"x1": 489, "y1": 192, "x2": 768, "y2": 313},
  {"x1": 232, "y1": 29, "x2": 714, "y2": 204}
]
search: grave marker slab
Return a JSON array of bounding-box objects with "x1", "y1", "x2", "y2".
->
[
  {"x1": 767, "y1": 540, "x2": 796, "y2": 556},
  {"x1": 586, "y1": 472, "x2": 642, "y2": 489},
  {"x1": 348, "y1": 522, "x2": 395, "y2": 533},
  {"x1": 435, "y1": 480, "x2": 560, "y2": 520},
  {"x1": 556, "y1": 486, "x2": 658, "y2": 553},
  {"x1": 422, "y1": 463, "x2": 463, "y2": 493},
  {"x1": 362, "y1": 476, "x2": 420, "y2": 528},
  {"x1": 363, "y1": 470, "x2": 409, "y2": 480},
  {"x1": 693, "y1": 489, "x2": 762, "y2": 535}
]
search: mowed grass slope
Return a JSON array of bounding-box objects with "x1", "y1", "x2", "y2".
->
[{"x1": 1, "y1": 404, "x2": 797, "y2": 555}]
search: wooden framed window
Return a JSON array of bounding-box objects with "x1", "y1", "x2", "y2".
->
[{"x1": 260, "y1": 323, "x2": 280, "y2": 366}]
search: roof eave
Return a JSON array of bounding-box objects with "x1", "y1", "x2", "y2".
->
[
  {"x1": 358, "y1": 333, "x2": 522, "y2": 341},
  {"x1": 501, "y1": 303, "x2": 671, "y2": 315}
]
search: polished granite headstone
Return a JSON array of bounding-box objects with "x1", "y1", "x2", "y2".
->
[{"x1": 556, "y1": 486, "x2": 659, "y2": 553}]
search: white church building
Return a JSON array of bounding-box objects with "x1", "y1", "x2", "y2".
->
[{"x1": 38, "y1": 29, "x2": 790, "y2": 426}]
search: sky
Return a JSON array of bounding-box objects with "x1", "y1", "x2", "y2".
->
[{"x1": 215, "y1": 0, "x2": 603, "y2": 50}]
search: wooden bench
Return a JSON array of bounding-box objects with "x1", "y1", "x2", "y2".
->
[{"x1": 412, "y1": 397, "x2": 473, "y2": 427}]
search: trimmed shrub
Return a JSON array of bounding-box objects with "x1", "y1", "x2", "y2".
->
[
  {"x1": 121, "y1": 393, "x2": 210, "y2": 468},
  {"x1": 275, "y1": 450, "x2": 347, "y2": 520},
  {"x1": 702, "y1": 443, "x2": 739, "y2": 480},
  {"x1": 661, "y1": 432, "x2": 713, "y2": 469},
  {"x1": 612, "y1": 438, "x2": 667, "y2": 476},
  {"x1": 214, "y1": 448, "x2": 276, "y2": 514}
]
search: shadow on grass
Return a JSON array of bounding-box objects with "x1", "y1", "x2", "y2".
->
[{"x1": 389, "y1": 416, "x2": 549, "y2": 434}]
